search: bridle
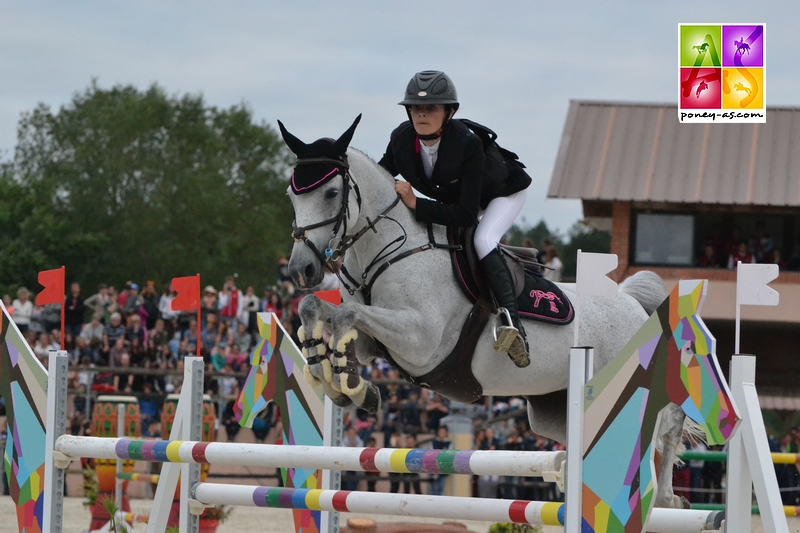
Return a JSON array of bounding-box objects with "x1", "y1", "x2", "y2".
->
[
  {"x1": 290, "y1": 156, "x2": 454, "y2": 305},
  {"x1": 290, "y1": 155, "x2": 363, "y2": 266}
]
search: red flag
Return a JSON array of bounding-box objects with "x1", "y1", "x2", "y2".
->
[
  {"x1": 36, "y1": 267, "x2": 65, "y2": 306},
  {"x1": 171, "y1": 275, "x2": 200, "y2": 311},
  {"x1": 315, "y1": 289, "x2": 341, "y2": 306}
]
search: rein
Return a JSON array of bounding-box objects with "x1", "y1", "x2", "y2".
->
[{"x1": 291, "y1": 159, "x2": 459, "y2": 305}]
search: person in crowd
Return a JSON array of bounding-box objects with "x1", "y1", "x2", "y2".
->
[
  {"x1": 216, "y1": 319, "x2": 235, "y2": 353},
  {"x1": 543, "y1": 245, "x2": 564, "y2": 282},
  {"x1": 425, "y1": 393, "x2": 450, "y2": 433},
  {"x1": 64, "y1": 282, "x2": 86, "y2": 338},
  {"x1": 84, "y1": 284, "x2": 110, "y2": 323},
  {"x1": 80, "y1": 315, "x2": 105, "y2": 351},
  {"x1": 264, "y1": 293, "x2": 283, "y2": 320},
  {"x1": 125, "y1": 313, "x2": 147, "y2": 347},
  {"x1": 104, "y1": 288, "x2": 121, "y2": 323},
  {"x1": 200, "y1": 286, "x2": 218, "y2": 325},
  {"x1": 727, "y1": 242, "x2": 756, "y2": 269},
  {"x1": 201, "y1": 314, "x2": 219, "y2": 354},
  {"x1": 123, "y1": 283, "x2": 143, "y2": 317},
  {"x1": 138, "y1": 382, "x2": 160, "y2": 437},
  {"x1": 784, "y1": 427, "x2": 800, "y2": 505},
  {"x1": 399, "y1": 391, "x2": 422, "y2": 436},
  {"x1": 236, "y1": 321, "x2": 253, "y2": 354},
  {"x1": 218, "y1": 276, "x2": 243, "y2": 328},
  {"x1": 113, "y1": 352, "x2": 135, "y2": 393},
  {"x1": 108, "y1": 337, "x2": 127, "y2": 367},
  {"x1": 103, "y1": 313, "x2": 125, "y2": 356},
  {"x1": 749, "y1": 220, "x2": 773, "y2": 263},
  {"x1": 70, "y1": 336, "x2": 94, "y2": 365},
  {"x1": 239, "y1": 285, "x2": 260, "y2": 333},
  {"x1": 11, "y1": 287, "x2": 33, "y2": 334},
  {"x1": 227, "y1": 343, "x2": 248, "y2": 372},
  {"x1": 39, "y1": 302, "x2": 62, "y2": 337},
  {"x1": 277, "y1": 255, "x2": 296, "y2": 296},
  {"x1": 724, "y1": 227, "x2": 743, "y2": 261},
  {"x1": 182, "y1": 318, "x2": 199, "y2": 349},
  {"x1": 696, "y1": 244, "x2": 720, "y2": 268},
  {"x1": 772, "y1": 249, "x2": 787, "y2": 270},
  {"x1": 140, "y1": 281, "x2": 160, "y2": 330},
  {"x1": 379, "y1": 70, "x2": 531, "y2": 367},
  {"x1": 159, "y1": 283, "x2": 179, "y2": 322},
  {"x1": 148, "y1": 318, "x2": 169, "y2": 353},
  {"x1": 429, "y1": 426, "x2": 453, "y2": 496}
]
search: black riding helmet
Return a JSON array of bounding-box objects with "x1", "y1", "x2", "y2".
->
[{"x1": 400, "y1": 71, "x2": 459, "y2": 140}]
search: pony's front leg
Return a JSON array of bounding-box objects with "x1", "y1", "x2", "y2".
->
[
  {"x1": 297, "y1": 295, "x2": 353, "y2": 408},
  {"x1": 328, "y1": 301, "x2": 436, "y2": 414}
]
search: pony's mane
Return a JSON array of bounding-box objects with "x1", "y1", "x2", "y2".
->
[{"x1": 346, "y1": 147, "x2": 396, "y2": 186}]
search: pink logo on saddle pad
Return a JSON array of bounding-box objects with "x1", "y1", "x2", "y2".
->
[{"x1": 530, "y1": 289, "x2": 563, "y2": 313}]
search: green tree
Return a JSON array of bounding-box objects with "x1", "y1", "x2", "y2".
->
[
  {"x1": 504, "y1": 220, "x2": 563, "y2": 251},
  {"x1": 7, "y1": 82, "x2": 292, "y2": 292},
  {"x1": 560, "y1": 223, "x2": 611, "y2": 279}
]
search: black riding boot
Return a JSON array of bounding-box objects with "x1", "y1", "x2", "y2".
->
[{"x1": 479, "y1": 249, "x2": 530, "y2": 368}]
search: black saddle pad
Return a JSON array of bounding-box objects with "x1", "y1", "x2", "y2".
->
[
  {"x1": 518, "y1": 272, "x2": 574, "y2": 324},
  {"x1": 446, "y1": 226, "x2": 574, "y2": 325}
]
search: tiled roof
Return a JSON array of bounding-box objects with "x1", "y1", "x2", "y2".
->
[{"x1": 548, "y1": 100, "x2": 800, "y2": 206}]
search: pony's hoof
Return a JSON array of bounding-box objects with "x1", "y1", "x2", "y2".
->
[
  {"x1": 675, "y1": 495, "x2": 691, "y2": 509},
  {"x1": 507, "y1": 336, "x2": 530, "y2": 368},
  {"x1": 303, "y1": 364, "x2": 321, "y2": 386}
]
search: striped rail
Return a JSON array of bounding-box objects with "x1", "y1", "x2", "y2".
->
[
  {"x1": 192, "y1": 484, "x2": 724, "y2": 531},
  {"x1": 56, "y1": 436, "x2": 564, "y2": 478}
]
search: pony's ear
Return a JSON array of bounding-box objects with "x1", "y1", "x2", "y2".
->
[
  {"x1": 278, "y1": 120, "x2": 308, "y2": 156},
  {"x1": 333, "y1": 114, "x2": 362, "y2": 154}
]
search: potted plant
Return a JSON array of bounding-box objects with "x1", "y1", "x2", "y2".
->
[
  {"x1": 488, "y1": 524, "x2": 541, "y2": 533},
  {"x1": 199, "y1": 505, "x2": 232, "y2": 533}
]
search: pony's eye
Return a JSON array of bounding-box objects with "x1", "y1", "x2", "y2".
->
[{"x1": 325, "y1": 189, "x2": 339, "y2": 199}]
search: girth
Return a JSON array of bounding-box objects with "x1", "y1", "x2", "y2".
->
[{"x1": 382, "y1": 295, "x2": 489, "y2": 404}]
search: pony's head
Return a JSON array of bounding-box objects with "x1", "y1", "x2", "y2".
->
[
  {"x1": 663, "y1": 280, "x2": 739, "y2": 444},
  {"x1": 279, "y1": 115, "x2": 362, "y2": 289}
]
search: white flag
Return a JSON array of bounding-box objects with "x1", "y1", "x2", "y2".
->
[
  {"x1": 576, "y1": 251, "x2": 618, "y2": 298},
  {"x1": 737, "y1": 262, "x2": 779, "y2": 307}
]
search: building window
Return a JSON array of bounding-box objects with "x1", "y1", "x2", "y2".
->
[{"x1": 633, "y1": 213, "x2": 695, "y2": 266}]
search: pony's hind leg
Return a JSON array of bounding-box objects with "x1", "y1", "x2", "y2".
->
[
  {"x1": 654, "y1": 404, "x2": 690, "y2": 509},
  {"x1": 298, "y1": 295, "x2": 353, "y2": 408},
  {"x1": 525, "y1": 391, "x2": 568, "y2": 444}
]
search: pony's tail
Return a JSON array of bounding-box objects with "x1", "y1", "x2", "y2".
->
[{"x1": 619, "y1": 271, "x2": 667, "y2": 316}]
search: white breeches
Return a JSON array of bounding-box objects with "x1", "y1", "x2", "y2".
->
[{"x1": 474, "y1": 189, "x2": 528, "y2": 260}]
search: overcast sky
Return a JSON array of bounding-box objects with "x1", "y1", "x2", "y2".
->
[{"x1": 2, "y1": 2, "x2": 796, "y2": 233}]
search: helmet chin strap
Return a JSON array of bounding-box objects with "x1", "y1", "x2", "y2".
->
[{"x1": 417, "y1": 130, "x2": 443, "y2": 141}]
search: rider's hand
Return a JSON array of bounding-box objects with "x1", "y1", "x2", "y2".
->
[{"x1": 395, "y1": 181, "x2": 417, "y2": 210}]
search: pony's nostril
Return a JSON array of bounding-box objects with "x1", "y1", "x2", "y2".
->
[{"x1": 304, "y1": 263, "x2": 315, "y2": 282}]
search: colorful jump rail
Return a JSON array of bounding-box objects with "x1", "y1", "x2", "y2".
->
[
  {"x1": 55, "y1": 436, "x2": 565, "y2": 478},
  {"x1": 191, "y1": 484, "x2": 723, "y2": 532},
  {"x1": 691, "y1": 504, "x2": 800, "y2": 517},
  {"x1": 680, "y1": 450, "x2": 800, "y2": 465}
]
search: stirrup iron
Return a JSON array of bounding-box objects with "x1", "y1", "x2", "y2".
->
[{"x1": 492, "y1": 307, "x2": 519, "y2": 353}]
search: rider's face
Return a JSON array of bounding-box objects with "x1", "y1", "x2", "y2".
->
[{"x1": 410, "y1": 104, "x2": 447, "y2": 137}]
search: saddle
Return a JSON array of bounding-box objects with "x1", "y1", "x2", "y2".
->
[
  {"x1": 450, "y1": 226, "x2": 574, "y2": 325},
  {"x1": 397, "y1": 226, "x2": 574, "y2": 404}
]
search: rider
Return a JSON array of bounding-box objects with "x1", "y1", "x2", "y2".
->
[{"x1": 378, "y1": 70, "x2": 532, "y2": 368}]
